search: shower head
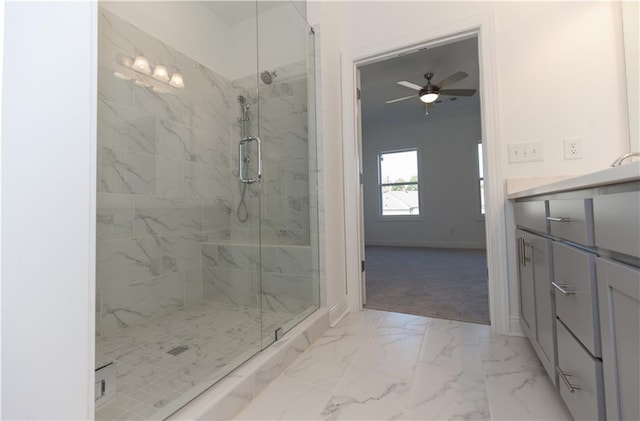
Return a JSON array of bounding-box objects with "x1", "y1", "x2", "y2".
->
[{"x1": 260, "y1": 70, "x2": 277, "y2": 85}]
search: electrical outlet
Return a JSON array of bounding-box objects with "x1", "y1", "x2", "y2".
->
[
  {"x1": 508, "y1": 141, "x2": 543, "y2": 163},
  {"x1": 563, "y1": 137, "x2": 583, "y2": 160}
]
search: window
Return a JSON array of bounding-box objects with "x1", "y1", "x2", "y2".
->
[
  {"x1": 378, "y1": 149, "x2": 420, "y2": 216},
  {"x1": 477, "y1": 142, "x2": 485, "y2": 215}
]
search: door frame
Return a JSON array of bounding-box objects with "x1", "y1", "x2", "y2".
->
[{"x1": 340, "y1": 12, "x2": 512, "y2": 334}]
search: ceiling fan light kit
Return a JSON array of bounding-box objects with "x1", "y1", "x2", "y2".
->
[
  {"x1": 419, "y1": 87, "x2": 439, "y2": 103},
  {"x1": 387, "y1": 70, "x2": 477, "y2": 109}
]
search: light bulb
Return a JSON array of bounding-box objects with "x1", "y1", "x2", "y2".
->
[
  {"x1": 152, "y1": 65, "x2": 170, "y2": 82},
  {"x1": 419, "y1": 92, "x2": 439, "y2": 103},
  {"x1": 169, "y1": 72, "x2": 185, "y2": 88},
  {"x1": 132, "y1": 55, "x2": 151, "y2": 74}
]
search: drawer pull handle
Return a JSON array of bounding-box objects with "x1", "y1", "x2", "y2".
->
[
  {"x1": 557, "y1": 367, "x2": 581, "y2": 393},
  {"x1": 547, "y1": 216, "x2": 572, "y2": 223},
  {"x1": 552, "y1": 281, "x2": 575, "y2": 295}
]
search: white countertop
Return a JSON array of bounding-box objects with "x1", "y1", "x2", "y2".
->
[{"x1": 507, "y1": 162, "x2": 640, "y2": 199}]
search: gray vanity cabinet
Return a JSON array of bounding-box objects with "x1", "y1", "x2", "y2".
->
[
  {"x1": 597, "y1": 255, "x2": 640, "y2": 421},
  {"x1": 517, "y1": 229, "x2": 536, "y2": 336},
  {"x1": 512, "y1": 173, "x2": 639, "y2": 421},
  {"x1": 516, "y1": 227, "x2": 555, "y2": 383}
]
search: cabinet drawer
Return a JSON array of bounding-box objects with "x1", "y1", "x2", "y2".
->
[
  {"x1": 556, "y1": 320, "x2": 605, "y2": 421},
  {"x1": 553, "y1": 242, "x2": 601, "y2": 356},
  {"x1": 548, "y1": 198, "x2": 594, "y2": 245},
  {"x1": 514, "y1": 200, "x2": 547, "y2": 233},
  {"x1": 593, "y1": 190, "x2": 640, "y2": 258},
  {"x1": 596, "y1": 258, "x2": 640, "y2": 421}
]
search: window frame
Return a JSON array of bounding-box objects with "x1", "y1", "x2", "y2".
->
[{"x1": 377, "y1": 147, "x2": 423, "y2": 221}]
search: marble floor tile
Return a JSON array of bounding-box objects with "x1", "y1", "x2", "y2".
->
[
  {"x1": 483, "y1": 362, "x2": 571, "y2": 420},
  {"x1": 425, "y1": 317, "x2": 480, "y2": 346},
  {"x1": 330, "y1": 308, "x2": 388, "y2": 335},
  {"x1": 410, "y1": 339, "x2": 489, "y2": 420},
  {"x1": 476, "y1": 324, "x2": 493, "y2": 338},
  {"x1": 478, "y1": 335, "x2": 542, "y2": 368},
  {"x1": 406, "y1": 360, "x2": 490, "y2": 420},
  {"x1": 379, "y1": 312, "x2": 430, "y2": 333},
  {"x1": 350, "y1": 327, "x2": 423, "y2": 382},
  {"x1": 283, "y1": 330, "x2": 370, "y2": 389},
  {"x1": 235, "y1": 310, "x2": 569, "y2": 421},
  {"x1": 235, "y1": 376, "x2": 332, "y2": 420},
  {"x1": 319, "y1": 368, "x2": 410, "y2": 421}
]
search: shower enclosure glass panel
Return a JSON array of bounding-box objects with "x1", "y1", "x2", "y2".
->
[
  {"x1": 95, "y1": 2, "x2": 262, "y2": 419},
  {"x1": 256, "y1": 2, "x2": 319, "y2": 348},
  {"x1": 95, "y1": 1, "x2": 318, "y2": 420}
]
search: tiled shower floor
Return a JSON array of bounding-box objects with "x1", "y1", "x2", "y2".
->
[{"x1": 96, "y1": 301, "x2": 298, "y2": 420}]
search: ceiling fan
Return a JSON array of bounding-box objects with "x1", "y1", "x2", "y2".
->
[{"x1": 386, "y1": 71, "x2": 477, "y2": 107}]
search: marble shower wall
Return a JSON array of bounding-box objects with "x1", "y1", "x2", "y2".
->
[
  {"x1": 202, "y1": 243, "x2": 314, "y2": 315},
  {"x1": 97, "y1": 8, "x2": 239, "y2": 336},
  {"x1": 231, "y1": 60, "x2": 312, "y2": 245},
  {"x1": 96, "y1": 8, "x2": 316, "y2": 336}
]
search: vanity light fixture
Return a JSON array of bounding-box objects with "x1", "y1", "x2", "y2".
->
[
  {"x1": 169, "y1": 72, "x2": 185, "y2": 89},
  {"x1": 152, "y1": 64, "x2": 170, "y2": 82},
  {"x1": 114, "y1": 55, "x2": 186, "y2": 91},
  {"x1": 132, "y1": 55, "x2": 151, "y2": 74}
]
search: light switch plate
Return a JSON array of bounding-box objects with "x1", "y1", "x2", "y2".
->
[{"x1": 508, "y1": 141, "x2": 543, "y2": 163}]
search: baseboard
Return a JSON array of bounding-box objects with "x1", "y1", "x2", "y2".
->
[
  {"x1": 365, "y1": 240, "x2": 487, "y2": 250},
  {"x1": 509, "y1": 313, "x2": 525, "y2": 337},
  {"x1": 328, "y1": 296, "x2": 349, "y2": 327}
]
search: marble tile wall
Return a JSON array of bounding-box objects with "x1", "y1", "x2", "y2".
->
[
  {"x1": 97, "y1": 8, "x2": 241, "y2": 336},
  {"x1": 201, "y1": 243, "x2": 314, "y2": 316},
  {"x1": 96, "y1": 8, "x2": 318, "y2": 336},
  {"x1": 231, "y1": 60, "x2": 313, "y2": 245}
]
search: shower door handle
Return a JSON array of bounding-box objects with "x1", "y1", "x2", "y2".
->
[{"x1": 238, "y1": 136, "x2": 262, "y2": 184}]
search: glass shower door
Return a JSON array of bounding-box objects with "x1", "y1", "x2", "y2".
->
[
  {"x1": 256, "y1": 2, "x2": 320, "y2": 348},
  {"x1": 95, "y1": 2, "x2": 264, "y2": 419}
]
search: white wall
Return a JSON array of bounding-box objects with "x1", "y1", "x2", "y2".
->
[
  {"x1": 307, "y1": 2, "x2": 349, "y2": 315},
  {"x1": 309, "y1": 1, "x2": 629, "y2": 324},
  {"x1": 336, "y1": 1, "x2": 628, "y2": 177},
  {"x1": 1, "y1": 2, "x2": 95, "y2": 418},
  {"x1": 0, "y1": 0, "x2": 5, "y2": 415},
  {"x1": 363, "y1": 111, "x2": 486, "y2": 248}
]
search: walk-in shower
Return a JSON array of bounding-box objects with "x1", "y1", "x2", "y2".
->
[{"x1": 95, "y1": 2, "x2": 318, "y2": 419}]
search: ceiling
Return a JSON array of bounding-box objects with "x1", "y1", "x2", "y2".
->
[{"x1": 360, "y1": 37, "x2": 480, "y2": 126}]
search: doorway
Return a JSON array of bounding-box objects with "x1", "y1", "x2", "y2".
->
[{"x1": 357, "y1": 36, "x2": 489, "y2": 325}]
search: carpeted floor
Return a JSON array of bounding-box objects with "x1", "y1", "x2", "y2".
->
[{"x1": 364, "y1": 246, "x2": 490, "y2": 325}]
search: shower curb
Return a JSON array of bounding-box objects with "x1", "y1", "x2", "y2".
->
[{"x1": 167, "y1": 308, "x2": 329, "y2": 420}]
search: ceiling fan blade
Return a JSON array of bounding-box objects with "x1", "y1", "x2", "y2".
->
[
  {"x1": 385, "y1": 95, "x2": 415, "y2": 104},
  {"x1": 397, "y1": 81, "x2": 422, "y2": 91},
  {"x1": 435, "y1": 71, "x2": 469, "y2": 88},
  {"x1": 439, "y1": 88, "x2": 477, "y2": 96}
]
